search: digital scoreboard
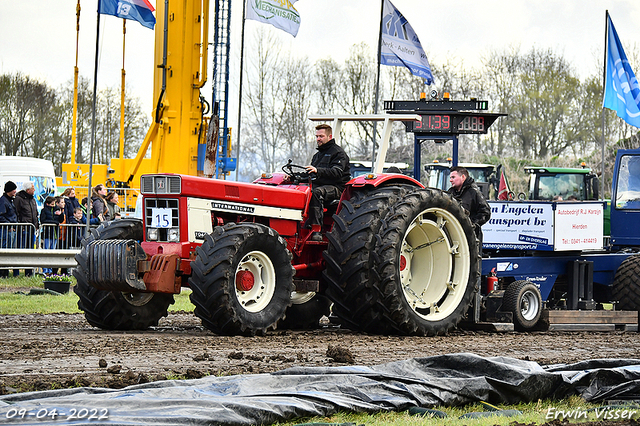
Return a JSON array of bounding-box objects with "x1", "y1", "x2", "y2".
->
[
  {"x1": 384, "y1": 99, "x2": 506, "y2": 135},
  {"x1": 410, "y1": 114, "x2": 493, "y2": 134}
]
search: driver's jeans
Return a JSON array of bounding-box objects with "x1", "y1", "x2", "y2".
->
[{"x1": 308, "y1": 185, "x2": 342, "y2": 226}]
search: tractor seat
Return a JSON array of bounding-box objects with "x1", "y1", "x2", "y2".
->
[{"x1": 325, "y1": 199, "x2": 341, "y2": 217}]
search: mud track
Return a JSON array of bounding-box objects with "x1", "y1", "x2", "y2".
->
[{"x1": 2, "y1": 311, "x2": 640, "y2": 394}]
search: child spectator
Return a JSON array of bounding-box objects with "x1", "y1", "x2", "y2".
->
[{"x1": 67, "y1": 207, "x2": 100, "y2": 248}]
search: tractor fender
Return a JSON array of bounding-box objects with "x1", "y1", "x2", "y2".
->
[{"x1": 340, "y1": 173, "x2": 424, "y2": 205}]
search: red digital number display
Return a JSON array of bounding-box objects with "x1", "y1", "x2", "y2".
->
[{"x1": 414, "y1": 115, "x2": 451, "y2": 131}]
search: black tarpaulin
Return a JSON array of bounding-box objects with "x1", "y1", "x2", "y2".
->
[{"x1": 2, "y1": 353, "x2": 640, "y2": 425}]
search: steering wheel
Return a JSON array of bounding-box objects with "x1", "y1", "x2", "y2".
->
[{"x1": 282, "y1": 160, "x2": 310, "y2": 184}]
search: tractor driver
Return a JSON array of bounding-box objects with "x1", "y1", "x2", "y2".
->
[
  {"x1": 304, "y1": 123, "x2": 350, "y2": 241},
  {"x1": 448, "y1": 166, "x2": 491, "y2": 251}
]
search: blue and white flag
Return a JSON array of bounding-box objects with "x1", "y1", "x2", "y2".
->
[
  {"x1": 603, "y1": 15, "x2": 640, "y2": 128},
  {"x1": 99, "y1": 0, "x2": 156, "y2": 30},
  {"x1": 245, "y1": 0, "x2": 300, "y2": 37},
  {"x1": 380, "y1": 0, "x2": 433, "y2": 84}
]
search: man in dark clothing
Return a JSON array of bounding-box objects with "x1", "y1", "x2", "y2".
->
[
  {"x1": 447, "y1": 166, "x2": 491, "y2": 252},
  {"x1": 0, "y1": 181, "x2": 19, "y2": 277},
  {"x1": 305, "y1": 124, "x2": 350, "y2": 241},
  {"x1": 13, "y1": 181, "x2": 39, "y2": 276}
]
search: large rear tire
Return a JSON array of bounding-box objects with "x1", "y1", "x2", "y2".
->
[
  {"x1": 612, "y1": 254, "x2": 640, "y2": 310},
  {"x1": 189, "y1": 223, "x2": 294, "y2": 336},
  {"x1": 73, "y1": 218, "x2": 175, "y2": 330},
  {"x1": 502, "y1": 280, "x2": 542, "y2": 331},
  {"x1": 323, "y1": 185, "x2": 416, "y2": 333},
  {"x1": 376, "y1": 188, "x2": 479, "y2": 336}
]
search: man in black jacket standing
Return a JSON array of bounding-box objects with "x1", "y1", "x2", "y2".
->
[
  {"x1": 13, "y1": 181, "x2": 38, "y2": 276},
  {"x1": 0, "y1": 181, "x2": 19, "y2": 277},
  {"x1": 447, "y1": 166, "x2": 491, "y2": 252},
  {"x1": 305, "y1": 124, "x2": 350, "y2": 241}
]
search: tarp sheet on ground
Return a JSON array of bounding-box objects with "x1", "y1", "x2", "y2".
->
[{"x1": 2, "y1": 353, "x2": 640, "y2": 425}]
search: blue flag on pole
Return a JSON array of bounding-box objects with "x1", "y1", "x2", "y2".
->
[
  {"x1": 603, "y1": 14, "x2": 640, "y2": 128},
  {"x1": 99, "y1": 0, "x2": 156, "y2": 30},
  {"x1": 380, "y1": 0, "x2": 433, "y2": 84}
]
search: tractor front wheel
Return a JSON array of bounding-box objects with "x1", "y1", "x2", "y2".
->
[
  {"x1": 73, "y1": 218, "x2": 175, "y2": 330},
  {"x1": 189, "y1": 223, "x2": 294, "y2": 335}
]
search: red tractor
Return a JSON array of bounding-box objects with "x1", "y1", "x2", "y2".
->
[{"x1": 73, "y1": 116, "x2": 479, "y2": 336}]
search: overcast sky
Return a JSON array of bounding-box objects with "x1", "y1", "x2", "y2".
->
[{"x1": 1, "y1": 0, "x2": 639, "y2": 116}]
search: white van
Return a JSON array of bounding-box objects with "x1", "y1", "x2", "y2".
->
[{"x1": 0, "y1": 156, "x2": 57, "y2": 210}]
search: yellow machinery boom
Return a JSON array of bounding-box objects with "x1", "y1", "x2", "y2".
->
[{"x1": 59, "y1": 0, "x2": 211, "y2": 209}]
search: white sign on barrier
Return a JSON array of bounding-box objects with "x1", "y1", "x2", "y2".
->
[
  {"x1": 554, "y1": 203, "x2": 603, "y2": 251},
  {"x1": 483, "y1": 202, "x2": 554, "y2": 250}
]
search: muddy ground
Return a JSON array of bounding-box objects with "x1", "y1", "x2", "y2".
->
[{"x1": 2, "y1": 311, "x2": 640, "y2": 394}]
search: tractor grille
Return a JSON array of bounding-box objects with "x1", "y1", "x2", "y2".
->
[
  {"x1": 141, "y1": 175, "x2": 181, "y2": 194},
  {"x1": 145, "y1": 198, "x2": 180, "y2": 242}
]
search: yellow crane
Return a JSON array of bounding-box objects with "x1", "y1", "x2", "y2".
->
[{"x1": 58, "y1": 0, "x2": 221, "y2": 213}]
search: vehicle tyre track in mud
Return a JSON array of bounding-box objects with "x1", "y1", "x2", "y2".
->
[{"x1": 2, "y1": 311, "x2": 640, "y2": 393}]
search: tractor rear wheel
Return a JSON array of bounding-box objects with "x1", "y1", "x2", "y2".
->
[
  {"x1": 189, "y1": 223, "x2": 294, "y2": 336},
  {"x1": 502, "y1": 280, "x2": 542, "y2": 331},
  {"x1": 612, "y1": 254, "x2": 640, "y2": 310},
  {"x1": 376, "y1": 188, "x2": 479, "y2": 336},
  {"x1": 73, "y1": 218, "x2": 175, "y2": 330},
  {"x1": 323, "y1": 185, "x2": 416, "y2": 333}
]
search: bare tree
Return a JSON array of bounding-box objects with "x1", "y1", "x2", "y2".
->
[
  {"x1": 337, "y1": 42, "x2": 377, "y2": 159},
  {"x1": 0, "y1": 73, "x2": 57, "y2": 157},
  {"x1": 312, "y1": 58, "x2": 341, "y2": 114},
  {"x1": 241, "y1": 28, "x2": 286, "y2": 176},
  {"x1": 277, "y1": 56, "x2": 313, "y2": 165}
]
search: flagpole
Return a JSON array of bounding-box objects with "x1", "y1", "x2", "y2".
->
[
  {"x1": 600, "y1": 10, "x2": 609, "y2": 201},
  {"x1": 71, "y1": 0, "x2": 81, "y2": 165},
  {"x1": 86, "y1": 0, "x2": 102, "y2": 236},
  {"x1": 371, "y1": 0, "x2": 384, "y2": 170},
  {"x1": 235, "y1": 0, "x2": 248, "y2": 182},
  {"x1": 120, "y1": 19, "x2": 126, "y2": 160}
]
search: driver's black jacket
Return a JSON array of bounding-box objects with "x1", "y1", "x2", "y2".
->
[{"x1": 310, "y1": 139, "x2": 350, "y2": 188}]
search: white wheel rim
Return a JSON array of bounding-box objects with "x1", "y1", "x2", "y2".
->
[
  {"x1": 235, "y1": 250, "x2": 276, "y2": 313},
  {"x1": 290, "y1": 291, "x2": 316, "y2": 305},
  {"x1": 399, "y1": 206, "x2": 471, "y2": 322},
  {"x1": 520, "y1": 289, "x2": 540, "y2": 321}
]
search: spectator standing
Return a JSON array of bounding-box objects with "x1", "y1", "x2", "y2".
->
[
  {"x1": 91, "y1": 184, "x2": 109, "y2": 222},
  {"x1": 40, "y1": 196, "x2": 63, "y2": 275},
  {"x1": 105, "y1": 191, "x2": 122, "y2": 220},
  {"x1": 13, "y1": 181, "x2": 38, "y2": 277},
  {"x1": 55, "y1": 197, "x2": 67, "y2": 249},
  {"x1": 0, "y1": 181, "x2": 19, "y2": 277},
  {"x1": 55, "y1": 197, "x2": 67, "y2": 275},
  {"x1": 448, "y1": 166, "x2": 491, "y2": 254},
  {"x1": 62, "y1": 188, "x2": 81, "y2": 223}
]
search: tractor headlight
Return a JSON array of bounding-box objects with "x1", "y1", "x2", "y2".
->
[
  {"x1": 147, "y1": 228, "x2": 159, "y2": 241},
  {"x1": 168, "y1": 228, "x2": 180, "y2": 242}
]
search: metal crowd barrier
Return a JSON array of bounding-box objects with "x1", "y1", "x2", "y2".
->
[{"x1": 0, "y1": 223, "x2": 98, "y2": 269}]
